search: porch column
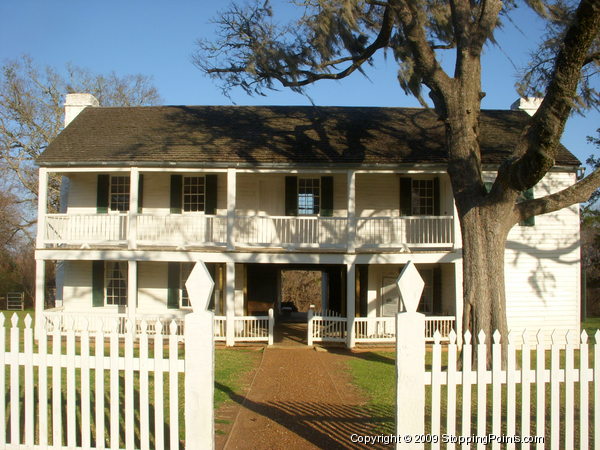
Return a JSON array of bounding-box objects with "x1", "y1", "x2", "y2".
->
[
  {"x1": 128, "y1": 168, "x2": 139, "y2": 250},
  {"x1": 452, "y1": 200, "x2": 462, "y2": 250},
  {"x1": 346, "y1": 262, "x2": 356, "y2": 348},
  {"x1": 347, "y1": 170, "x2": 356, "y2": 252},
  {"x1": 226, "y1": 169, "x2": 236, "y2": 250},
  {"x1": 225, "y1": 262, "x2": 235, "y2": 346},
  {"x1": 127, "y1": 260, "x2": 138, "y2": 327},
  {"x1": 36, "y1": 168, "x2": 48, "y2": 248},
  {"x1": 454, "y1": 260, "x2": 463, "y2": 346},
  {"x1": 34, "y1": 259, "x2": 46, "y2": 340}
]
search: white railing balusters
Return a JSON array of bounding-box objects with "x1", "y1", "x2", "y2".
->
[{"x1": 45, "y1": 213, "x2": 455, "y2": 248}]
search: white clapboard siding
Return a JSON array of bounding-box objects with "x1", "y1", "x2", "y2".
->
[{"x1": 1, "y1": 313, "x2": 184, "y2": 450}]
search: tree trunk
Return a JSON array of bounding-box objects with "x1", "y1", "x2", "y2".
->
[{"x1": 459, "y1": 204, "x2": 512, "y2": 344}]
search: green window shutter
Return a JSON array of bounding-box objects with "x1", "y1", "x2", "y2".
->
[
  {"x1": 285, "y1": 176, "x2": 298, "y2": 216},
  {"x1": 520, "y1": 188, "x2": 535, "y2": 227},
  {"x1": 399, "y1": 177, "x2": 412, "y2": 216},
  {"x1": 320, "y1": 176, "x2": 334, "y2": 217},
  {"x1": 96, "y1": 174, "x2": 110, "y2": 214},
  {"x1": 137, "y1": 174, "x2": 144, "y2": 213},
  {"x1": 432, "y1": 267, "x2": 442, "y2": 314},
  {"x1": 433, "y1": 177, "x2": 440, "y2": 216},
  {"x1": 170, "y1": 175, "x2": 182, "y2": 214},
  {"x1": 167, "y1": 262, "x2": 180, "y2": 309},
  {"x1": 205, "y1": 174, "x2": 218, "y2": 215},
  {"x1": 92, "y1": 260, "x2": 105, "y2": 307}
]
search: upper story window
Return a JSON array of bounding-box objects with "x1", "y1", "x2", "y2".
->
[
  {"x1": 97, "y1": 174, "x2": 131, "y2": 213},
  {"x1": 285, "y1": 176, "x2": 333, "y2": 217},
  {"x1": 183, "y1": 176, "x2": 206, "y2": 212},
  {"x1": 105, "y1": 261, "x2": 128, "y2": 306},
  {"x1": 170, "y1": 174, "x2": 217, "y2": 214},
  {"x1": 109, "y1": 176, "x2": 130, "y2": 212},
  {"x1": 400, "y1": 177, "x2": 440, "y2": 216},
  {"x1": 298, "y1": 178, "x2": 320, "y2": 215},
  {"x1": 411, "y1": 179, "x2": 434, "y2": 215}
]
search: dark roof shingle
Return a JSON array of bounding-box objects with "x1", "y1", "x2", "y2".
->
[{"x1": 37, "y1": 105, "x2": 580, "y2": 167}]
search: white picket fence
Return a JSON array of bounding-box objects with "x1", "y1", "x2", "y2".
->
[
  {"x1": 399, "y1": 324, "x2": 599, "y2": 449},
  {"x1": 1, "y1": 313, "x2": 184, "y2": 449}
]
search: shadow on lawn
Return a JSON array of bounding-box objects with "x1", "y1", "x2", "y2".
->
[{"x1": 217, "y1": 382, "x2": 394, "y2": 449}]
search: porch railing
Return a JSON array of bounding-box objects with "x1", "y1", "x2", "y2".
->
[
  {"x1": 137, "y1": 214, "x2": 227, "y2": 246},
  {"x1": 234, "y1": 215, "x2": 348, "y2": 248},
  {"x1": 42, "y1": 309, "x2": 274, "y2": 345},
  {"x1": 43, "y1": 214, "x2": 454, "y2": 249},
  {"x1": 45, "y1": 213, "x2": 128, "y2": 245},
  {"x1": 354, "y1": 216, "x2": 454, "y2": 248},
  {"x1": 307, "y1": 313, "x2": 456, "y2": 345},
  {"x1": 42, "y1": 309, "x2": 187, "y2": 337}
]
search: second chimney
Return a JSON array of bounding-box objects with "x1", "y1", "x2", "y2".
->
[{"x1": 64, "y1": 93, "x2": 99, "y2": 127}]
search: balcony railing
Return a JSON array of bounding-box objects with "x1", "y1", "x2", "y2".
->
[
  {"x1": 42, "y1": 214, "x2": 455, "y2": 250},
  {"x1": 234, "y1": 215, "x2": 348, "y2": 248}
]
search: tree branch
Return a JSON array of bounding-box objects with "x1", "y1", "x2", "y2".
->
[
  {"x1": 499, "y1": 0, "x2": 600, "y2": 192},
  {"x1": 513, "y1": 167, "x2": 600, "y2": 225}
]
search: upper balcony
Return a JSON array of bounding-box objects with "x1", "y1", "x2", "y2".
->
[
  {"x1": 42, "y1": 213, "x2": 454, "y2": 250},
  {"x1": 37, "y1": 169, "x2": 459, "y2": 252}
]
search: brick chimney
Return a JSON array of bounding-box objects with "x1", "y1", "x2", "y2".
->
[
  {"x1": 510, "y1": 97, "x2": 543, "y2": 116},
  {"x1": 64, "y1": 93, "x2": 99, "y2": 127}
]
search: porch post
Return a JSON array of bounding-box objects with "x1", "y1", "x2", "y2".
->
[
  {"x1": 128, "y1": 168, "x2": 139, "y2": 250},
  {"x1": 347, "y1": 170, "x2": 356, "y2": 252},
  {"x1": 128, "y1": 261, "x2": 138, "y2": 330},
  {"x1": 225, "y1": 262, "x2": 235, "y2": 346},
  {"x1": 34, "y1": 259, "x2": 46, "y2": 340},
  {"x1": 452, "y1": 200, "x2": 462, "y2": 250},
  {"x1": 454, "y1": 260, "x2": 463, "y2": 346},
  {"x1": 226, "y1": 169, "x2": 236, "y2": 250},
  {"x1": 36, "y1": 168, "x2": 48, "y2": 249},
  {"x1": 346, "y1": 262, "x2": 356, "y2": 348}
]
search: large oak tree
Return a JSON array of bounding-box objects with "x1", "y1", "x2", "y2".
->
[{"x1": 194, "y1": 0, "x2": 600, "y2": 342}]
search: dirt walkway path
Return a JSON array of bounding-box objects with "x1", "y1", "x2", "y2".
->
[{"x1": 221, "y1": 347, "x2": 380, "y2": 449}]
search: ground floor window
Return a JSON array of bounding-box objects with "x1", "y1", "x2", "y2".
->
[{"x1": 105, "y1": 261, "x2": 127, "y2": 306}]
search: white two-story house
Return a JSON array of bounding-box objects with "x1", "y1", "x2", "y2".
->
[{"x1": 34, "y1": 94, "x2": 582, "y2": 346}]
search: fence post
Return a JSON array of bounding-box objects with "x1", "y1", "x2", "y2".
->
[
  {"x1": 307, "y1": 308, "x2": 314, "y2": 346},
  {"x1": 396, "y1": 311, "x2": 425, "y2": 449},
  {"x1": 395, "y1": 261, "x2": 425, "y2": 449},
  {"x1": 185, "y1": 311, "x2": 214, "y2": 449},
  {"x1": 268, "y1": 308, "x2": 274, "y2": 346}
]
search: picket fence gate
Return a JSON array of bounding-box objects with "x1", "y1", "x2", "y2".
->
[{"x1": 0, "y1": 313, "x2": 185, "y2": 449}]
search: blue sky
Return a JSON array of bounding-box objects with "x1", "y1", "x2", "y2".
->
[{"x1": 1, "y1": 0, "x2": 598, "y2": 169}]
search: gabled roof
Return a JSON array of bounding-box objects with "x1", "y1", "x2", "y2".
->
[{"x1": 38, "y1": 105, "x2": 580, "y2": 167}]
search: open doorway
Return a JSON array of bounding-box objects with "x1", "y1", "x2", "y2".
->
[{"x1": 280, "y1": 270, "x2": 323, "y2": 320}]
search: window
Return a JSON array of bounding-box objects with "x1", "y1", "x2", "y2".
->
[
  {"x1": 183, "y1": 176, "x2": 205, "y2": 212},
  {"x1": 400, "y1": 177, "x2": 439, "y2": 216},
  {"x1": 109, "y1": 176, "x2": 130, "y2": 212},
  {"x1": 180, "y1": 263, "x2": 193, "y2": 308},
  {"x1": 105, "y1": 261, "x2": 127, "y2": 306},
  {"x1": 298, "y1": 178, "x2": 320, "y2": 215},
  {"x1": 411, "y1": 179, "x2": 434, "y2": 215}
]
